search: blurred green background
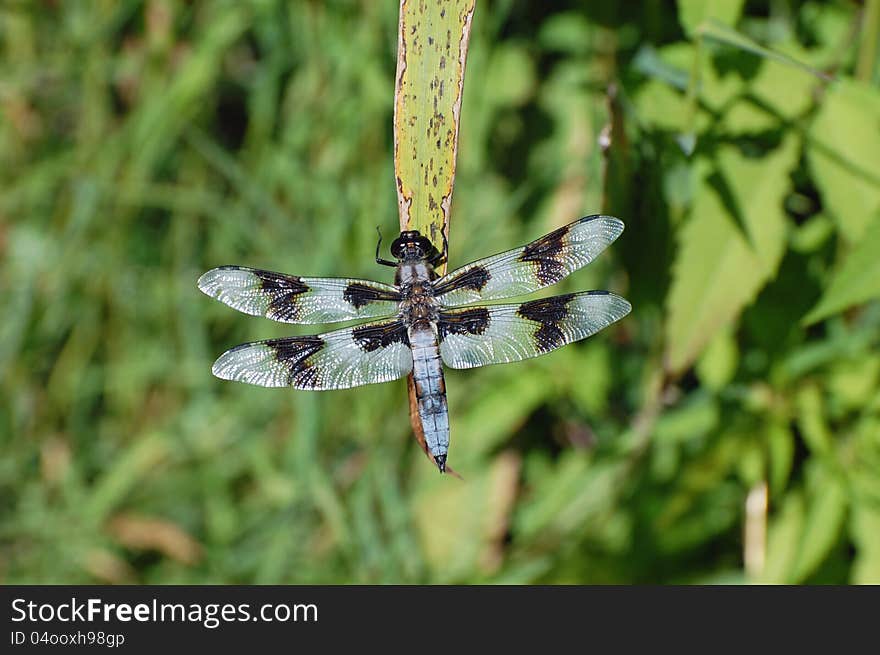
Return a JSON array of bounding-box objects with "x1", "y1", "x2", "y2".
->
[{"x1": 2, "y1": 0, "x2": 879, "y2": 584}]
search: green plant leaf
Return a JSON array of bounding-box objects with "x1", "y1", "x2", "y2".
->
[
  {"x1": 851, "y1": 501, "x2": 880, "y2": 583},
  {"x1": 792, "y1": 466, "x2": 848, "y2": 582},
  {"x1": 767, "y1": 420, "x2": 794, "y2": 496},
  {"x1": 664, "y1": 135, "x2": 799, "y2": 373},
  {"x1": 633, "y1": 79, "x2": 689, "y2": 131},
  {"x1": 803, "y1": 214, "x2": 880, "y2": 324},
  {"x1": 762, "y1": 491, "x2": 804, "y2": 583},
  {"x1": 828, "y1": 355, "x2": 880, "y2": 412},
  {"x1": 807, "y1": 79, "x2": 880, "y2": 243},
  {"x1": 677, "y1": 0, "x2": 745, "y2": 37},
  {"x1": 696, "y1": 326, "x2": 738, "y2": 391},
  {"x1": 795, "y1": 384, "x2": 833, "y2": 456},
  {"x1": 698, "y1": 20, "x2": 828, "y2": 80},
  {"x1": 394, "y1": 0, "x2": 476, "y2": 252},
  {"x1": 723, "y1": 55, "x2": 817, "y2": 134}
]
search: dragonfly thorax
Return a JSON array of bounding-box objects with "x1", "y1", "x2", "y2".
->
[
  {"x1": 399, "y1": 277, "x2": 439, "y2": 326},
  {"x1": 401, "y1": 293, "x2": 439, "y2": 326},
  {"x1": 394, "y1": 259, "x2": 436, "y2": 287}
]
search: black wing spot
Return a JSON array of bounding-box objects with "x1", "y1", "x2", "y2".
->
[
  {"x1": 253, "y1": 270, "x2": 309, "y2": 321},
  {"x1": 256, "y1": 270, "x2": 308, "y2": 294},
  {"x1": 352, "y1": 321, "x2": 409, "y2": 353},
  {"x1": 264, "y1": 335, "x2": 324, "y2": 387},
  {"x1": 293, "y1": 364, "x2": 319, "y2": 388},
  {"x1": 437, "y1": 307, "x2": 491, "y2": 341},
  {"x1": 533, "y1": 323, "x2": 565, "y2": 353},
  {"x1": 518, "y1": 225, "x2": 570, "y2": 285},
  {"x1": 434, "y1": 265, "x2": 491, "y2": 296},
  {"x1": 517, "y1": 294, "x2": 573, "y2": 323},
  {"x1": 517, "y1": 294, "x2": 575, "y2": 353},
  {"x1": 343, "y1": 282, "x2": 401, "y2": 309}
]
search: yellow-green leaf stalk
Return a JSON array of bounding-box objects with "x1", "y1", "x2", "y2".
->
[
  {"x1": 394, "y1": 0, "x2": 476, "y2": 274},
  {"x1": 393, "y1": 0, "x2": 476, "y2": 474}
]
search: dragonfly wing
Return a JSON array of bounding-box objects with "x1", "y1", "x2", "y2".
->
[
  {"x1": 433, "y1": 215, "x2": 624, "y2": 307},
  {"x1": 212, "y1": 319, "x2": 413, "y2": 389},
  {"x1": 438, "y1": 291, "x2": 630, "y2": 369},
  {"x1": 198, "y1": 266, "x2": 401, "y2": 324}
]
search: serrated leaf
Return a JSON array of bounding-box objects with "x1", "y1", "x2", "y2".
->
[
  {"x1": 654, "y1": 41, "x2": 744, "y2": 114},
  {"x1": 677, "y1": 0, "x2": 745, "y2": 37},
  {"x1": 723, "y1": 54, "x2": 816, "y2": 134},
  {"x1": 803, "y1": 215, "x2": 880, "y2": 324},
  {"x1": 699, "y1": 20, "x2": 828, "y2": 80},
  {"x1": 748, "y1": 57, "x2": 816, "y2": 120},
  {"x1": 664, "y1": 135, "x2": 799, "y2": 373},
  {"x1": 807, "y1": 79, "x2": 880, "y2": 243},
  {"x1": 633, "y1": 79, "x2": 688, "y2": 131}
]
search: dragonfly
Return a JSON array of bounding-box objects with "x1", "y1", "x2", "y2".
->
[{"x1": 198, "y1": 214, "x2": 631, "y2": 473}]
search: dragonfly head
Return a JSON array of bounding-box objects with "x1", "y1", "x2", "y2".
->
[{"x1": 391, "y1": 230, "x2": 439, "y2": 262}]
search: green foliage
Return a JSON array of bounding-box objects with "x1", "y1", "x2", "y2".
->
[
  {"x1": 805, "y1": 193, "x2": 880, "y2": 324},
  {"x1": 1, "y1": 1, "x2": 878, "y2": 584}
]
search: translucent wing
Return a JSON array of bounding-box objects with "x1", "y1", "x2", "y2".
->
[
  {"x1": 433, "y1": 215, "x2": 624, "y2": 307},
  {"x1": 438, "y1": 291, "x2": 631, "y2": 369},
  {"x1": 198, "y1": 266, "x2": 401, "y2": 324},
  {"x1": 212, "y1": 319, "x2": 413, "y2": 389}
]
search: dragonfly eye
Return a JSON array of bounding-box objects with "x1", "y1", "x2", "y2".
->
[
  {"x1": 390, "y1": 230, "x2": 429, "y2": 259},
  {"x1": 414, "y1": 236, "x2": 436, "y2": 256}
]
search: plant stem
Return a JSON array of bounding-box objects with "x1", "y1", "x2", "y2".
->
[{"x1": 856, "y1": 0, "x2": 880, "y2": 82}]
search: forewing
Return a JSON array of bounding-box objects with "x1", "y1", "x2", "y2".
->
[
  {"x1": 198, "y1": 266, "x2": 401, "y2": 324},
  {"x1": 212, "y1": 319, "x2": 413, "y2": 389},
  {"x1": 433, "y1": 215, "x2": 624, "y2": 307},
  {"x1": 438, "y1": 291, "x2": 631, "y2": 369}
]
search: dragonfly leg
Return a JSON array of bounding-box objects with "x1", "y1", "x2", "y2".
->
[{"x1": 375, "y1": 226, "x2": 397, "y2": 267}]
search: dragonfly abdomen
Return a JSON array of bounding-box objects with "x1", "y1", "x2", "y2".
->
[{"x1": 409, "y1": 324, "x2": 450, "y2": 472}]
